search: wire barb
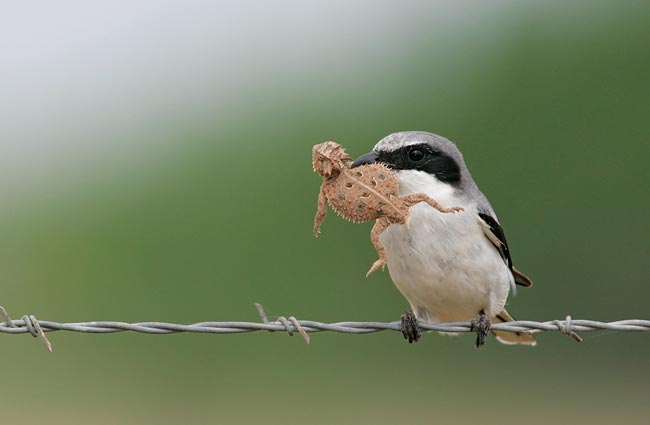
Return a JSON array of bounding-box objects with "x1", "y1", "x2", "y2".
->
[
  {"x1": 27, "y1": 315, "x2": 53, "y2": 352},
  {"x1": 0, "y1": 307, "x2": 53, "y2": 352},
  {"x1": 554, "y1": 315, "x2": 583, "y2": 343},
  {"x1": 0, "y1": 306, "x2": 16, "y2": 328},
  {"x1": 254, "y1": 303, "x2": 269, "y2": 324},
  {"x1": 254, "y1": 304, "x2": 310, "y2": 344}
]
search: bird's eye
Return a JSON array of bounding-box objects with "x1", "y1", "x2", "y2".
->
[{"x1": 408, "y1": 148, "x2": 425, "y2": 162}]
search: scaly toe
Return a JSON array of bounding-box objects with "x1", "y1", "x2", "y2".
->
[
  {"x1": 471, "y1": 311, "x2": 491, "y2": 348},
  {"x1": 400, "y1": 311, "x2": 421, "y2": 344},
  {"x1": 366, "y1": 259, "x2": 386, "y2": 277}
]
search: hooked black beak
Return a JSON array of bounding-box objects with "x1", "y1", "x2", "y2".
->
[{"x1": 352, "y1": 151, "x2": 378, "y2": 168}]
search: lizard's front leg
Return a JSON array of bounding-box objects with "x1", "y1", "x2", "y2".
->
[
  {"x1": 401, "y1": 193, "x2": 464, "y2": 214},
  {"x1": 313, "y1": 185, "x2": 328, "y2": 237},
  {"x1": 366, "y1": 216, "x2": 391, "y2": 277}
]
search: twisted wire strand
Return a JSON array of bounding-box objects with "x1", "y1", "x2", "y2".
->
[
  {"x1": 1, "y1": 304, "x2": 647, "y2": 352},
  {"x1": 1, "y1": 317, "x2": 648, "y2": 335}
]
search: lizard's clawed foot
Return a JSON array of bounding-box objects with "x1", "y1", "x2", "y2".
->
[
  {"x1": 312, "y1": 221, "x2": 323, "y2": 237},
  {"x1": 443, "y1": 206, "x2": 464, "y2": 213},
  {"x1": 366, "y1": 258, "x2": 386, "y2": 277},
  {"x1": 400, "y1": 311, "x2": 421, "y2": 343},
  {"x1": 470, "y1": 310, "x2": 491, "y2": 348}
]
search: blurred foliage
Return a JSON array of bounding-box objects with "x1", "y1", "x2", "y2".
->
[{"x1": 0, "y1": 1, "x2": 648, "y2": 424}]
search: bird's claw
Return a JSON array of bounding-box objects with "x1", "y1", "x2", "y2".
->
[
  {"x1": 470, "y1": 310, "x2": 491, "y2": 348},
  {"x1": 400, "y1": 311, "x2": 421, "y2": 343}
]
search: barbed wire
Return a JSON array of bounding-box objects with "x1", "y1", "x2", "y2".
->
[{"x1": 1, "y1": 304, "x2": 648, "y2": 352}]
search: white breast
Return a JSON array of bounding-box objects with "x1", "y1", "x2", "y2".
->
[{"x1": 379, "y1": 170, "x2": 513, "y2": 323}]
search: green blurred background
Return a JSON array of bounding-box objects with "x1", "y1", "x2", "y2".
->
[{"x1": 1, "y1": 1, "x2": 648, "y2": 424}]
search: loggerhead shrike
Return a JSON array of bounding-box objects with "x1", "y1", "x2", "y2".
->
[{"x1": 352, "y1": 131, "x2": 535, "y2": 347}]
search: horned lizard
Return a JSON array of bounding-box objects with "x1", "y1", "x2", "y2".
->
[{"x1": 312, "y1": 141, "x2": 463, "y2": 276}]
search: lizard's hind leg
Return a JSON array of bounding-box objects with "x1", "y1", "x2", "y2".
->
[{"x1": 366, "y1": 216, "x2": 391, "y2": 277}]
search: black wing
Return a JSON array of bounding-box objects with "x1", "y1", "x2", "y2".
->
[{"x1": 478, "y1": 212, "x2": 532, "y2": 287}]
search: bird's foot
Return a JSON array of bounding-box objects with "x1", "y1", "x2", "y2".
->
[
  {"x1": 470, "y1": 310, "x2": 491, "y2": 348},
  {"x1": 400, "y1": 311, "x2": 421, "y2": 344}
]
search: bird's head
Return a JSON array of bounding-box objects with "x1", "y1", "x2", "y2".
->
[{"x1": 352, "y1": 131, "x2": 468, "y2": 192}]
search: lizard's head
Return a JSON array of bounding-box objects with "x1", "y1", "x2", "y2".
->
[{"x1": 312, "y1": 141, "x2": 351, "y2": 178}]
